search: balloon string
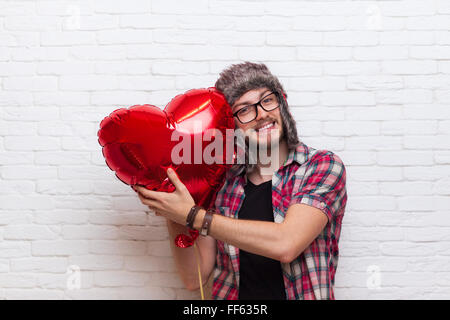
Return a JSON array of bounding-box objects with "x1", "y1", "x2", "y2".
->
[{"x1": 193, "y1": 242, "x2": 205, "y2": 300}]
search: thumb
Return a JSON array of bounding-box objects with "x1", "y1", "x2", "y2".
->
[{"x1": 166, "y1": 168, "x2": 185, "y2": 191}]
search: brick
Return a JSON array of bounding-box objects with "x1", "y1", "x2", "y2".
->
[
  {"x1": 381, "y1": 120, "x2": 438, "y2": 135},
  {"x1": 37, "y1": 62, "x2": 94, "y2": 75},
  {"x1": 119, "y1": 226, "x2": 168, "y2": 241},
  {"x1": 289, "y1": 77, "x2": 346, "y2": 91},
  {"x1": 0, "y1": 62, "x2": 35, "y2": 76},
  {"x1": 323, "y1": 61, "x2": 380, "y2": 75},
  {"x1": 94, "y1": 0, "x2": 150, "y2": 14},
  {"x1": 380, "y1": 31, "x2": 435, "y2": 45},
  {"x1": 0, "y1": 180, "x2": 35, "y2": 194},
  {"x1": 382, "y1": 60, "x2": 437, "y2": 74},
  {"x1": 404, "y1": 165, "x2": 450, "y2": 181},
  {"x1": 121, "y1": 14, "x2": 176, "y2": 29},
  {"x1": 97, "y1": 30, "x2": 153, "y2": 45},
  {"x1": 0, "y1": 242, "x2": 30, "y2": 258},
  {"x1": 404, "y1": 104, "x2": 450, "y2": 120},
  {"x1": 323, "y1": 31, "x2": 379, "y2": 46},
  {"x1": 35, "y1": 151, "x2": 90, "y2": 165},
  {"x1": 267, "y1": 31, "x2": 322, "y2": 46},
  {"x1": 1, "y1": 165, "x2": 57, "y2": 180},
  {"x1": 62, "y1": 225, "x2": 119, "y2": 240},
  {"x1": 124, "y1": 256, "x2": 175, "y2": 272},
  {"x1": 10, "y1": 257, "x2": 67, "y2": 273},
  {"x1": 0, "y1": 152, "x2": 32, "y2": 165},
  {"x1": 153, "y1": 30, "x2": 208, "y2": 45},
  {"x1": 347, "y1": 227, "x2": 404, "y2": 242},
  {"x1": 0, "y1": 274, "x2": 36, "y2": 288},
  {"x1": 347, "y1": 196, "x2": 397, "y2": 211},
  {"x1": 152, "y1": 61, "x2": 208, "y2": 75},
  {"x1": 89, "y1": 211, "x2": 147, "y2": 226},
  {"x1": 292, "y1": 106, "x2": 345, "y2": 121},
  {"x1": 71, "y1": 45, "x2": 126, "y2": 60},
  {"x1": 3, "y1": 136, "x2": 60, "y2": 151},
  {"x1": 94, "y1": 271, "x2": 149, "y2": 287},
  {"x1": 72, "y1": 15, "x2": 118, "y2": 31},
  {"x1": 36, "y1": 1, "x2": 93, "y2": 15},
  {"x1": 322, "y1": 121, "x2": 379, "y2": 136},
  {"x1": 346, "y1": 136, "x2": 403, "y2": 151},
  {"x1": 152, "y1": 0, "x2": 208, "y2": 14},
  {"x1": 380, "y1": 1, "x2": 436, "y2": 17},
  {"x1": 5, "y1": 16, "x2": 60, "y2": 31},
  {"x1": 3, "y1": 225, "x2": 59, "y2": 240},
  {"x1": 406, "y1": 16, "x2": 450, "y2": 30},
  {"x1": 376, "y1": 89, "x2": 433, "y2": 104},
  {"x1": 59, "y1": 75, "x2": 119, "y2": 91},
  {"x1": 33, "y1": 210, "x2": 89, "y2": 225},
  {"x1": 10, "y1": 47, "x2": 68, "y2": 61},
  {"x1": 379, "y1": 181, "x2": 434, "y2": 195},
  {"x1": 399, "y1": 196, "x2": 450, "y2": 211},
  {"x1": 118, "y1": 76, "x2": 174, "y2": 91},
  {"x1": 95, "y1": 61, "x2": 151, "y2": 75},
  {"x1": 36, "y1": 180, "x2": 93, "y2": 195},
  {"x1": 89, "y1": 240, "x2": 146, "y2": 255},
  {"x1": 240, "y1": 46, "x2": 296, "y2": 61},
  {"x1": 3, "y1": 76, "x2": 58, "y2": 91},
  {"x1": 297, "y1": 47, "x2": 351, "y2": 61},
  {"x1": 91, "y1": 91, "x2": 149, "y2": 105},
  {"x1": 0, "y1": 195, "x2": 55, "y2": 210},
  {"x1": 321, "y1": 91, "x2": 375, "y2": 106},
  {"x1": 53, "y1": 195, "x2": 112, "y2": 210},
  {"x1": 69, "y1": 255, "x2": 123, "y2": 271},
  {"x1": 381, "y1": 242, "x2": 439, "y2": 256},
  {"x1": 293, "y1": 16, "x2": 346, "y2": 31},
  {"x1": 147, "y1": 240, "x2": 172, "y2": 257},
  {"x1": 404, "y1": 75, "x2": 450, "y2": 89},
  {"x1": 41, "y1": 31, "x2": 96, "y2": 46},
  {"x1": 32, "y1": 240, "x2": 89, "y2": 256},
  {"x1": 0, "y1": 121, "x2": 37, "y2": 136},
  {"x1": 346, "y1": 166, "x2": 402, "y2": 181},
  {"x1": 354, "y1": 46, "x2": 408, "y2": 60},
  {"x1": 410, "y1": 46, "x2": 450, "y2": 59},
  {"x1": 404, "y1": 135, "x2": 450, "y2": 149},
  {"x1": 267, "y1": 62, "x2": 322, "y2": 77}
]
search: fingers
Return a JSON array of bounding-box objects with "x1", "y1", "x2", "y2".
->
[
  {"x1": 166, "y1": 168, "x2": 185, "y2": 191},
  {"x1": 134, "y1": 185, "x2": 160, "y2": 200},
  {"x1": 137, "y1": 191, "x2": 158, "y2": 208}
]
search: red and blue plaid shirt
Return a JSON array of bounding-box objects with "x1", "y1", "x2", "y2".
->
[{"x1": 211, "y1": 141, "x2": 347, "y2": 300}]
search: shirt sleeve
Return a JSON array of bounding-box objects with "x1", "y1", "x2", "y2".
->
[{"x1": 289, "y1": 151, "x2": 347, "y2": 222}]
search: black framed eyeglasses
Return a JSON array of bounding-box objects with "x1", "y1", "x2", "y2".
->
[{"x1": 232, "y1": 91, "x2": 280, "y2": 124}]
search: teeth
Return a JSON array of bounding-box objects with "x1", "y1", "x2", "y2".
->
[{"x1": 258, "y1": 122, "x2": 274, "y2": 131}]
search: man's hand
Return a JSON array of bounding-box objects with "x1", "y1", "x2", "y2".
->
[{"x1": 134, "y1": 168, "x2": 195, "y2": 225}]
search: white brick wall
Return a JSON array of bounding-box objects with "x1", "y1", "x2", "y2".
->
[{"x1": 0, "y1": 0, "x2": 449, "y2": 300}]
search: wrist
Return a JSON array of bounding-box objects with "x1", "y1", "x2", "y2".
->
[{"x1": 193, "y1": 208, "x2": 206, "y2": 231}]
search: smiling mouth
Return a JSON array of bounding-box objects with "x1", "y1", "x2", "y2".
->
[{"x1": 256, "y1": 121, "x2": 275, "y2": 132}]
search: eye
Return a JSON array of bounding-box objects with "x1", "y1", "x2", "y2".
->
[{"x1": 238, "y1": 106, "x2": 250, "y2": 114}]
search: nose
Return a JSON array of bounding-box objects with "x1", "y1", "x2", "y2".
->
[{"x1": 255, "y1": 103, "x2": 270, "y2": 121}]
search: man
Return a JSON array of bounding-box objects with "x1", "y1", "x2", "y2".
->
[{"x1": 135, "y1": 61, "x2": 347, "y2": 300}]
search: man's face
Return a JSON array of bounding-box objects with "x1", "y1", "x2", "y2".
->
[{"x1": 231, "y1": 87, "x2": 284, "y2": 149}]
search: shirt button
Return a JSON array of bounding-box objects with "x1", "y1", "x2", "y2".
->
[{"x1": 320, "y1": 202, "x2": 326, "y2": 208}]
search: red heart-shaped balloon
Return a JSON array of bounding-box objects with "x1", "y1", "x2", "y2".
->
[{"x1": 97, "y1": 87, "x2": 235, "y2": 246}]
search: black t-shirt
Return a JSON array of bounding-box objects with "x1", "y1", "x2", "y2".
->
[{"x1": 238, "y1": 178, "x2": 286, "y2": 300}]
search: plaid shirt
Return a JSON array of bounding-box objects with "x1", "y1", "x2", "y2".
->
[{"x1": 211, "y1": 141, "x2": 347, "y2": 300}]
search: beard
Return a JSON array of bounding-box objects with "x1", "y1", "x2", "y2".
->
[{"x1": 245, "y1": 126, "x2": 284, "y2": 166}]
